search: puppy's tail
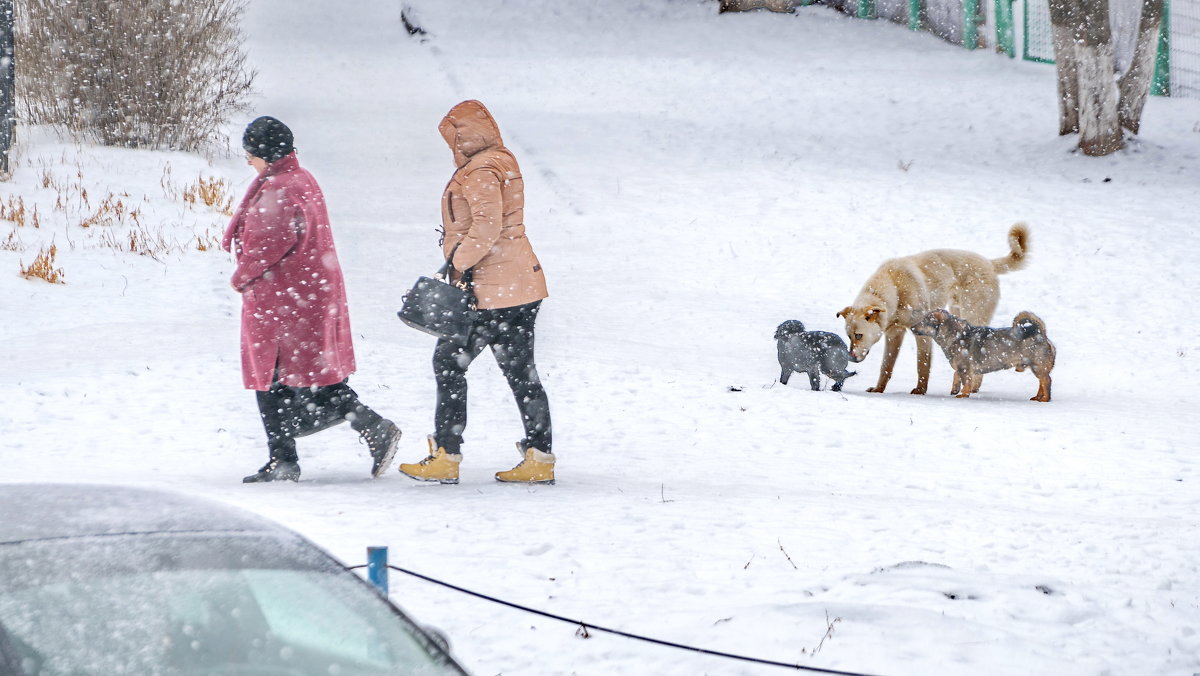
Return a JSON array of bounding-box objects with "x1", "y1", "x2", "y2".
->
[
  {"x1": 774, "y1": 320, "x2": 806, "y2": 340},
  {"x1": 1011, "y1": 311, "x2": 1047, "y2": 340},
  {"x1": 991, "y1": 223, "x2": 1029, "y2": 275}
]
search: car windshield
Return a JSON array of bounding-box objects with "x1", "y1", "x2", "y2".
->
[{"x1": 0, "y1": 534, "x2": 462, "y2": 676}]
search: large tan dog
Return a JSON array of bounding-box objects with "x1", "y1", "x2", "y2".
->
[{"x1": 837, "y1": 224, "x2": 1029, "y2": 394}]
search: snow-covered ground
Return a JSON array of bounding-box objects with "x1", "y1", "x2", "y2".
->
[{"x1": 3, "y1": 1, "x2": 1199, "y2": 674}]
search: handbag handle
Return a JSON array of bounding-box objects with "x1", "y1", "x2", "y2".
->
[{"x1": 435, "y1": 243, "x2": 473, "y2": 289}]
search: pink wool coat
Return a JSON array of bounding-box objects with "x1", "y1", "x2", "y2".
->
[
  {"x1": 222, "y1": 153, "x2": 356, "y2": 391},
  {"x1": 440, "y1": 100, "x2": 548, "y2": 309}
]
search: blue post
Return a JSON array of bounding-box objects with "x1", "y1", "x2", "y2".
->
[{"x1": 367, "y1": 546, "x2": 389, "y2": 596}]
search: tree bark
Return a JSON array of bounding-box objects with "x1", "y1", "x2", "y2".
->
[
  {"x1": 1048, "y1": 0, "x2": 1082, "y2": 135},
  {"x1": 1117, "y1": 0, "x2": 1165, "y2": 134},
  {"x1": 1049, "y1": 0, "x2": 1123, "y2": 155},
  {"x1": 1076, "y1": 0, "x2": 1122, "y2": 155},
  {"x1": 1075, "y1": 37, "x2": 1123, "y2": 155}
]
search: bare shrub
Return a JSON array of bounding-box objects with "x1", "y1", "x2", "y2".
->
[{"x1": 16, "y1": 0, "x2": 256, "y2": 152}]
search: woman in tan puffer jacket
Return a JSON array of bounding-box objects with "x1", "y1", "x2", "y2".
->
[{"x1": 399, "y1": 100, "x2": 555, "y2": 485}]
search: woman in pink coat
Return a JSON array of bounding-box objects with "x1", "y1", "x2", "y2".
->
[{"x1": 223, "y1": 116, "x2": 400, "y2": 483}]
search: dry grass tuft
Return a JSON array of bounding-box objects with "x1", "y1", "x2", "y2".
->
[
  {"x1": 182, "y1": 176, "x2": 235, "y2": 215},
  {"x1": 163, "y1": 165, "x2": 235, "y2": 216},
  {"x1": 1, "y1": 227, "x2": 23, "y2": 252},
  {"x1": 19, "y1": 244, "x2": 66, "y2": 284},
  {"x1": 80, "y1": 194, "x2": 132, "y2": 229},
  {"x1": 193, "y1": 230, "x2": 222, "y2": 252},
  {"x1": 94, "y1": 224, "x2": 171, "y2": 259},
  {"x1": 1, "y1": 195, "x2": 28, "y2": 226},
  {"x1": 6, "y1": 160, "x2": 231, "y2": 278}
]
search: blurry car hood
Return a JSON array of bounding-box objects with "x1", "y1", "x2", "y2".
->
[{"x1": 0, "y1": 483, "x2": 285, "y2": 543}]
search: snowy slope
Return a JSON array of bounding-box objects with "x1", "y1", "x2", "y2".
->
[{"x1": 2, "y1": 1, "x2": 1199, "y2": 674}]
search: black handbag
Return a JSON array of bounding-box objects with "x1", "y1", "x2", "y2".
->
[{"x1": 397, "y1": 245, "x2": 477, "y2": 346}]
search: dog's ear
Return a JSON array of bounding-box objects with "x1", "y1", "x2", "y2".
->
[
  {"x1": 836, "y1": 307, "x2": 851, "y2": 319},
  {"x1": 865, "y1": 306, "x2": 884, "y2": 323}
]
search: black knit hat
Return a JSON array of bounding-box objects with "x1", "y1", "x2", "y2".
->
[{"x1": 242, "y1": 116, "x2": 294, "y2": 163}]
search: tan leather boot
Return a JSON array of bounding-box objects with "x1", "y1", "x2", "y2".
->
[
  {"x1": 398, "y1": 436, "x2": 461, "y2": 484},
  {"x1": 495, "y1": 444, "x2": 555, "y2": 484}
]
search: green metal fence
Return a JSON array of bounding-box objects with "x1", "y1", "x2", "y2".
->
[
  {"x1": 1017, "y1": 0, "x2": 1197, "y2": 98},
  {"x1": 820, "y1": 0, "x2": 1195, "y2": 97},
  {"x1": 1022, "y1": 0, "x2": 1056, "y2": 63},
  {"x1": 862, "y1": 0, "x2": 982, "y2": 48},
  {"x1": 1171, "y1": 0, "x2": 1200, "y2": 97}
]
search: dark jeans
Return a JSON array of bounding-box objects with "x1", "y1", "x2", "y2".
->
[
  {"x1": 256, "y1": 379, "x2": 382, "y2": 463},
  {"x1": 434, "y1": 300, "x2": 552, "y2": 456}
]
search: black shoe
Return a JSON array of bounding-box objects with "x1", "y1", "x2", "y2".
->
[
  {"x1": 242, "y1": 460, "x2": 301, "y2": 483},
  {"x1": 363, "y1": 419, "x2": 402, "y2": 478}
]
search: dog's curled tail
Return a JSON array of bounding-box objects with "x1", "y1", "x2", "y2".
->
[
  {"x1": 774, "y1": 320, "x2": 806, "y2": 340},
  {"x1": 1011, "y1": 311, "x2": 1047, "y2": 340},
  {"x1": 991, "y1": 223, "x2": 1029, "y2": 275}
]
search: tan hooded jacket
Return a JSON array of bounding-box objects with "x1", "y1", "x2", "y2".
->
[{"x1": 439, "y1": 100, "x2": 548, "y2": 310}]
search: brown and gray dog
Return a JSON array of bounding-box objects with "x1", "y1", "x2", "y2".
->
[
  {"x1": 837, "y1": 224, "x2": 1029, "y2": 395},
  {"x1": 910, "y1": 309, "x2": 1056, "y2": 402}
]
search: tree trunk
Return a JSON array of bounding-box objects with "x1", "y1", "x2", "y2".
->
[
  {"x1": 1052, "y1": 27, "x2": 1081, "y2": 134},
  {"x1": 1075, "y1": 38, "x2": 1122, "y2": 155},
  {"x1": 1048, "y1": 0, "x2": 1081, "y2": 135},
  {"x1": 1075, "y1": 0, "x2": 1122, "y2": 155},
  {"x1": 1049, "y1": 0, "x2": 1122, "y2": 155},
  {"x1": 1117, "y1": 0, "x2": 1165, "y2": 134}
]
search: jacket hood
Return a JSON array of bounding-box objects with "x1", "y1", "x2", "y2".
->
[{"x1": 439, "y1": 100, "x2": 503, "y2": 168}]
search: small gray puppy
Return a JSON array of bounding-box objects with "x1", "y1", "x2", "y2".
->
[{"x1": 775, "y1": 320, "x2": 857, "y2": 391}]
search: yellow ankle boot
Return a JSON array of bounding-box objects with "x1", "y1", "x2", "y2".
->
[
  {"x1": 495, "y1": 444, "x2": 556, "y2": 484},
  {"x1": 398, "y1": 436, "x2": 461, "y2": 484}
]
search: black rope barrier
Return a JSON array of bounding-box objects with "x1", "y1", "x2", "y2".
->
[{"x1": 348, "y1": 562, "x2": 886, "y2": 676}]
